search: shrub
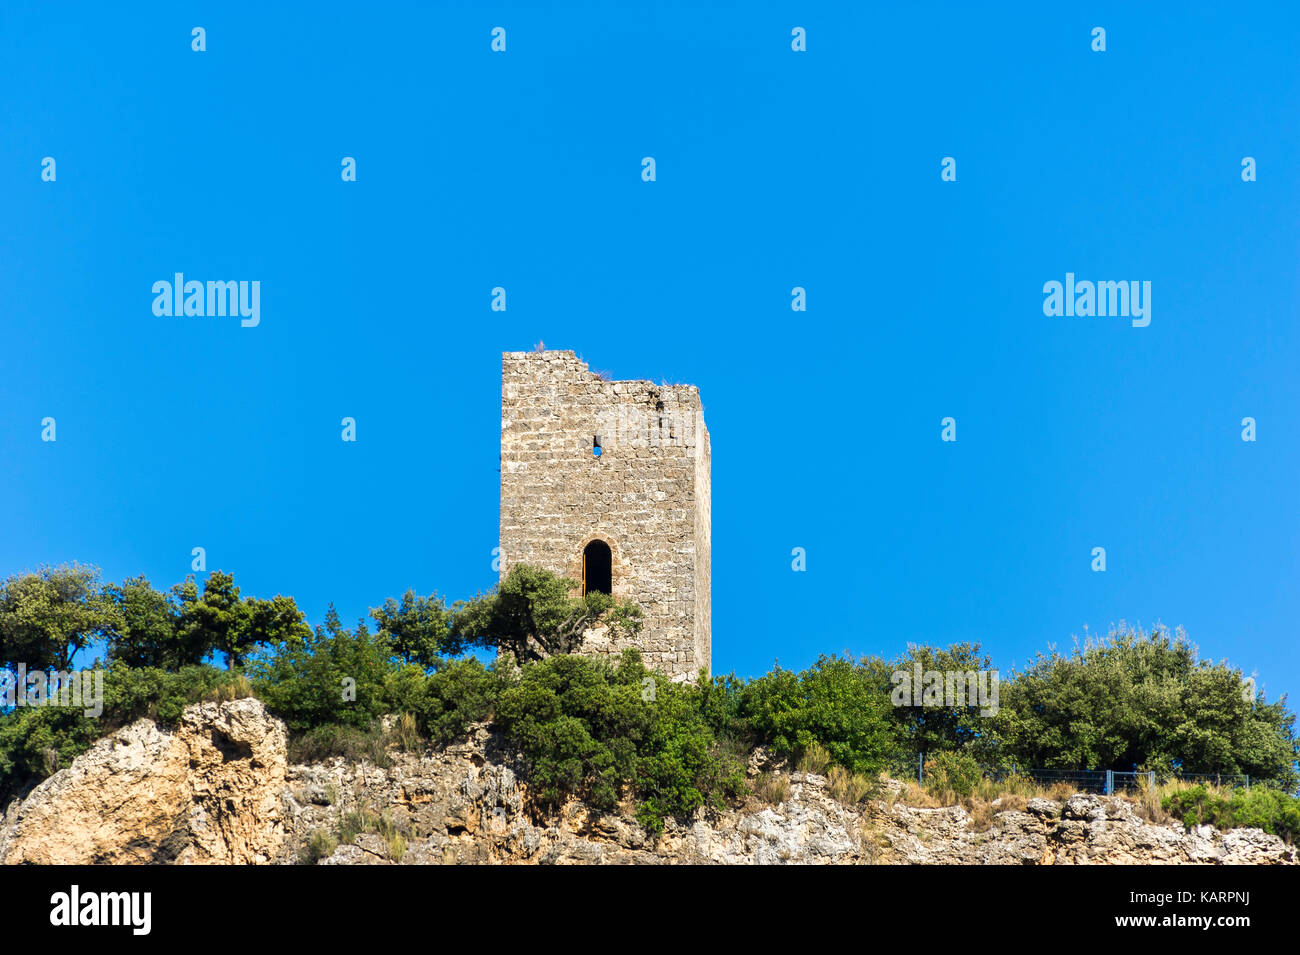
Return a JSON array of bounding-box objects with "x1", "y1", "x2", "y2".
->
[
  {"x1": 407, "y1": 658, "x2": 503, "y2": 747},
  {"x1": 249, "y1": 609, "x2": 398, "y2": 733},
  {"x1": 633, "y1": 671, "x2": 748, "y2": 832},
  {"x1": 304, "y1": 830, "x2": 337, "y2": 863},
  {"x1": 103, "y1": 662, "x2": 245, "y2": 725},
  {"x1": 1163, "y1": 784, "x2": 1300, "y2": 844},
  {"x1": 740, "y1": 655, "x2": 894, "y2": 777},
  {"x1": 493, "y1": 650, "x2": 745, "y2": 834},
  {"x1": 0, "y1": 662, "x2": 239, "y2": 803},
  {"x1": 924, "y1": 750, "x2": 984, "y2": 799},
  {"x1": 999, "y1": 624, "x2": 1297, "y2": 788},
  {"x1": 288, "y1": 723, "x2": 392, "y2": 768}
]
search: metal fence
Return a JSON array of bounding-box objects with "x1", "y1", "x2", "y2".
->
[
  {"x1": 904, "y1": 752, "x2": 1288, "y2": 795},
  {"x1": 1107, "y1": 770, "x2": 1156, "y2": 794}
]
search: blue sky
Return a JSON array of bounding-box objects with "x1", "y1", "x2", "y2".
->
[{"x1": 2, "y1": 2, "x2": 1297, "y2": 706}]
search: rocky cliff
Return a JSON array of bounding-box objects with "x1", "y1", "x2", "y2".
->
[
  {"x1": 2, "y1": 698, "x2": 1293, "y2": 865},
  {"x1": 0, "y1": 698, "x2": 286, "y2": 864}
]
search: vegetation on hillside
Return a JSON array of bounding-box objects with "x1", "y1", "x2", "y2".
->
[{"x1": 0, "y1": 563, "x2": 1296, "y2": 837}]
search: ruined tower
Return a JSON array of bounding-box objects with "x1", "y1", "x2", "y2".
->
[{"x1": 499, "y1": 350, "x2": 711, "y2": 680}]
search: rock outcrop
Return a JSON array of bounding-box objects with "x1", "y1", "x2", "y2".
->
[
  {"x1": 285, "y1": 737, "x2": 1296, "y2": 865},
  {"x1": 0, "y1": 698, "x2": 287, "y2": 864},
  {"x1": 3, "y1": 699, "x2": 1294, "y2": 865},
  {"x1": 866, "y1": 791, "x2": 1293, "y2": 865}
]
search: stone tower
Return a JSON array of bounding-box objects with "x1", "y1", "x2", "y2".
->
[{"x1": 499, "y1": 350, "x2": 711, "y2": 680}]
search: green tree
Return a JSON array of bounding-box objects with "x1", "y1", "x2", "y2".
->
[
  {"x1": 451, "y1": 564, "x2": 643, "y2": 664},
  {"x1": 862, "y1": 642, "x2": 1004, "y2": 761},
  {"x1": 249, "y1": 606, "x2": 396, "y2": 732},
  {"x1": 493, "y1": 650, "x2": 745, "y2": 833},
  {"x1": 370, "y1": 590, "x2": 457, "y2": 668},
  {"x1": 1000, "y1": 624, "x2": 1296, "y2": 786},
  {"x1": 741, "y1": 655, "x2": 894, "y2": 776},
  {"x1": 103, "y1": 576, "x2": 196, "y2": 670},
  {"x1": 405, "y1": 658, "x2": 505, "y2": 747},
  {"x1": 0, "y1": 564, "x2": 119, "y2": 671},
  {"x1": 175, "y1": 571, "x2": 310, "y2": 669}
]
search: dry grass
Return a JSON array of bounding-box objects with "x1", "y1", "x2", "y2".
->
[
  {"x1": 1045, "y1": 781, "x2": 1076, "y2": 802},
  {"x1": 858, "y1": 819, "x2": 892, "y2": 863},
  {"x1": 391, "y1": 712, "x2": 422, "y2": 753},
  {"x1": 974, "y1": 774, "x2": 1039, "y2": 801},
  {"x1": 966, "y1": 801, "x2": 996, "y2": 832},
  {"x1": 887, "y1": 773, "x2": 1106, "y2": 831},
  {"x1": 1132, "y1": 777, "x2": 1168, "y2": 823},
  {"x1": 827, "y1": 766, "x2": 875, "y2": 805},
  {"x1": 302, "y1": 829, "x2": 337, "y2": 864},
  {"x1": 386, "y1": 832, "x2": 407, "y2": 863},
  {"x1": 338, "y1": 802, "x2": 404, "y2": 852},
  {"x1": 203, "y1": 674, "x2": 254, "y2": 703},
  {"x1": 886, "y1": 771, "x2": 1242, "y2": 834},
  {"x1": 888, "y1": 781, "x2": 942, "y2": 809},
  {"x1": 796, "y1": 742, "x2": 832, "y2": 776},
  {"x1": 994, "y1": 794, "x2": 1028, "y2": 813},
  {"x1": 890, "y1": 783, "x2": 1000, "y2": 831},
  {"x1": 754, "y1": 760, "x2": 1256, "y2": 842},
  {"x1": 754, "y1": 772, "x2": 791, "y2": 806}
]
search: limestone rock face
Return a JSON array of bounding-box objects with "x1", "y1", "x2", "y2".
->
[
  {"x1": 865, "y1": 795, "x2": 1296, "y2": 866},
  {"x1": 3, "y1": 705, "x2": 1295, "y2": 866},
  {"x1": 284, "y1": 730, "x2": 1298, "y2": 866},
  {"x1": 0, "y1": 698, "x2": 287, "y2": 864}
]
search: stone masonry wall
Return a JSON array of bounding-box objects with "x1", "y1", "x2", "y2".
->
[
  {"x1": 693, "y1": 420, "x2": 711, "y2": 671},
  {"x1": 499, "y1": 350, "x2": 710, "y2": 680}
]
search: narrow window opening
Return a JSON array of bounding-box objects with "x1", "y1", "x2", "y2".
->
[
  {"x1": 592, "y1": 434, "x2": 602, "y2": 457},
  {"x1": 582, "y1": 540, "x2": 612, "y2": 596}
]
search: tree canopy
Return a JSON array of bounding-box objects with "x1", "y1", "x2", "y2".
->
[
  {"x1": 998, "y1": 624, "x2": 1294, "y2": 782},
  {"x1": 448, "y1": 563, "x2": 644, "y2": 664},
  {"x1": 0, "y1": 564, "x2": 118, "y2": 671},
  {"x1": 1, "y1": 564, "x2": 1296, "y2": 815}
]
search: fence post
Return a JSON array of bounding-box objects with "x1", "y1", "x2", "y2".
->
[
  {"x1": 1147, "y1": 771, "x2": 1155, "y2": 790},
  {"x1": 1104, "y1": 769, "x2": 1113, "y2": 795},
  {"x1": 917, "y1": 752, "x2": 923, "y2": 787},
  {"x1": 1245, "y1": 775, "x2": 1250, "y2": 790}
]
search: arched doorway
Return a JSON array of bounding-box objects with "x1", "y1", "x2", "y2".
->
[{"x1": 582, "y1": 539, "x2": 612, "y2": 596}]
